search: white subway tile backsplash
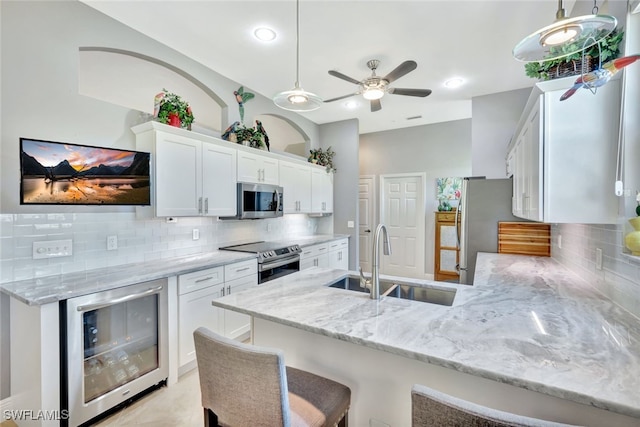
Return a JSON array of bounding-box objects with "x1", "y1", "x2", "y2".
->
[
  {"x1": 0, "y1": 212, "x2": 328, "y2": 285},
  {"x1": 553, "y1": 223, "x2": 640, "y2": 319}
]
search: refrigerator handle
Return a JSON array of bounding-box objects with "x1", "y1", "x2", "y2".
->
[{"x1": 458, "y1": 178, "x2": 468, "y2": 280}]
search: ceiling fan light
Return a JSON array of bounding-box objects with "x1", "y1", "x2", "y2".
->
[
  {"x1": 362, "y1": 87, "x2": 384, "y2": 100},
  {"x1": 539, "y1": 23, "x2": 581, "y2": 46}
]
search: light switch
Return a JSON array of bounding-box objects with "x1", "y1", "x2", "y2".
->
[
  {"x1": 33, "y1": 239, "x2": 73, "y2": 259},
  {"x1": 347, "y1": 221, "x2": 354, "y2": 228}
]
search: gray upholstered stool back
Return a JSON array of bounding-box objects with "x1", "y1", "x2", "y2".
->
[
  {"x1": 411, "y1": 384, "x2": 581, "y2": 427},
  {"x1": 194, "y1": 327, "x2": 290, "y2": 426}
]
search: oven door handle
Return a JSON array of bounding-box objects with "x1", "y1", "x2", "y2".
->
[
  {"x1": 76, "y1": 286, "x2": 163, "y2": 312},
  {"x1": 259, "y1": 255, "x2": 300, "y2": 272}
]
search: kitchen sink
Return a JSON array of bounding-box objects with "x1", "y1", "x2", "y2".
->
[{"x1": 328, "y1": 276, "x2": 456, "y2": 306}]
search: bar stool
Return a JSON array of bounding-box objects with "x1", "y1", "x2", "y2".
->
[
  {"x1": 411, "y1": 384, "x2": 581, "y2": 427},
  {"x1": 193, "y1": 327, "x2": 350, "y2": 427}
]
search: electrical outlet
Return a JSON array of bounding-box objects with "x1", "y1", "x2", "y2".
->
[
  {"x1": 192, "y1": 228, "x2": 200, "y2": 240},
  {"x1": 558, "y1": 234, "x2": 562, "y2": 249},
  {"x1": 33, "y1": 239, "x2": 73, "y2": 259},
  {"x1": 107, "y1": 235, "x2": 118, "y2": 251},
  {"x1": 596, "y1": 248, "x2": 603, "y2": 270},
  {"x1": 267, "y1": 223, "x2": 273, "y2": 232}
]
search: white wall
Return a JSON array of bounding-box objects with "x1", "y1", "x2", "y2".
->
[{"x1": 471, "y1": 88, "x2": 530, "y2": 178}]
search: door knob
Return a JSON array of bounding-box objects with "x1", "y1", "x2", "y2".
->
[{"x1": 365, "y1": 229, "x2": 371, "y2": 233}]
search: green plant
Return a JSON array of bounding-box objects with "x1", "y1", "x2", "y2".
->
[
  {"x1": 155, "y1": 89, "x2": 194, "y2": 129},
  {"x1": 524, "y1": 28, "x2": 624, "y2": 80},
  {"x1": 308, "y1": 147, "x2": 336, "y2": 172},
  {"x1": 235, "y1": 124, "x2": 265, "y2": 149}
]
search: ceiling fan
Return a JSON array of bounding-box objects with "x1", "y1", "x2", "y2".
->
[{"x1": 325, "y1": 59, "x2": 432, "y2": 112}]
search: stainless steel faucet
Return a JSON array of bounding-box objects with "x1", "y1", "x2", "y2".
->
[{"x1": 360, "y1": 224, "x2": 392, "y2": 300}]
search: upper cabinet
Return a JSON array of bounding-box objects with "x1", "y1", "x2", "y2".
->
[
  {"x1": 279, "y1": 160, "x2": 312, "y2": 213},
  {"x1": 133, "y1": 122, "x2": 237, "y2": 217},
  {"x1": 507, "y1": 76, "x2": 621, "y2": 224},
  {"x1": 311, "y1": 168, "x2": 333, "y2": 214},
  {"x1": 237, "y1": 150, "x2": 279, "y2": 185}
]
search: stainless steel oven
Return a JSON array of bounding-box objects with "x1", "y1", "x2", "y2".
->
[
  {"x1": 63, "y1": 279, "x2": 168, "y2": 426},
  {"x1": 219, "y1": 242, "x2": 301, "y2": 284}
]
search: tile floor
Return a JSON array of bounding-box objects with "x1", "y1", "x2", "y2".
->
[{"x1": 93, "y1": 369, "x2": 202, "y2": 426}]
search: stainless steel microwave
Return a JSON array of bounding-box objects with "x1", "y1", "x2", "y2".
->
[{"x1": 223, "y1": 182, "x2": 283, "y2": 220}]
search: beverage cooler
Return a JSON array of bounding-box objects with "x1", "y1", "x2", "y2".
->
[{"x1": 62, "y1": 279, "x2": 168, "y2": 426}]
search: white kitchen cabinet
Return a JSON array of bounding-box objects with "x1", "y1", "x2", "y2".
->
[
  {"x1": 311, "y1": 167, "x2": 333, "y2": 213},
  {"x1": 300, "y1": 243, "x2": 330, "y2": 270},
  {"x1": 328, "y1": 238, "x2": 349, "y2": 270},
  {"x1": 177, "y1": 267, "x2": 225, "y2": 367},
  {"x1": 132, "y1": 122, "x2": 237, "y2": 217},
  {"x1": 510, "y1": 99, "x2": 542, "y2": 222},
  {"x1": 237, "y1": 149, "x2": 279, "y2": 185},
  {"x1": 506, "y1": 76, "x2": 620, "y2": 224},
  {"x1": 222, "y1": 259, "x2": 258, "y2": 340},
  {"x1": 279, "y1": 160, "x2": 312, "y2": 213}
]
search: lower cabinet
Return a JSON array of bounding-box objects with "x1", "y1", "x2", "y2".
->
[
  {"x1": 177, "y1": 259, "x2": 257, "y2": 369},
  {"x1": 178, "y1": 267, "x2": 225, "y2": 367},
  {"x1": 222, "y1": 259, "x2": 258, "y2": 339},
  {"x1": 301, "y1": 239, "x2": 349, "y2": 270},
  {"x1": 328, "y1": 238, "x2": 349, "y2": 270},
  {"x1": 300, "y1": 243, "x2": 329, "y2": 269}
]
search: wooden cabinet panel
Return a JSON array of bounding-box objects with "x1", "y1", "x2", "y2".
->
[{"x1": 434, "y1": 211, "x2": 459, "y2": 282}]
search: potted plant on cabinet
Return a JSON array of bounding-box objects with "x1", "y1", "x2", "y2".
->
[
  {"x1": 154, "y1": 89, "x2": 195, "y2": 130},
  {"x1": 235, "y1": 124, "x2": 265, "y2": 149},
  {"x1": 308, "y1": 147, "x2": 336, "y2": 172},
  {"x1": 524, "y1": 28, "x2": 624, "y2": 81}
]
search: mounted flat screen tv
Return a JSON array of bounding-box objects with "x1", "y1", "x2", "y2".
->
[{"x1": 20, "y1": 137, "x2": 151, "y2": 206}]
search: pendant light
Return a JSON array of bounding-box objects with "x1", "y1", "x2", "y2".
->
[
  {"x1": 512, "y1": 0, "x2": 616, "y2": 62},
  {"x1": 273, "y1": 0, "x2": 322, "y2": 111}
]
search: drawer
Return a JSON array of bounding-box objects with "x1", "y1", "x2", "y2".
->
[
  {"x1": 178, "y1": 266, "x2": 224, "y2": 295},
  {"x1": 436, "y1": 212, "x2": 457, "y2": 222},
  {"x1": 224, "y1": 258, "x2": 258, "y2": 281},
  {"x1": 329, "y1": 238, "x2": 348, "y2": 251},
  {"x1": 301, "y1": 243, "x2": 329, "y2": 258}
]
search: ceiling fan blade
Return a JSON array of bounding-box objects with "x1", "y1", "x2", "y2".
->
[
  {"x1": 328, "y1": 70, "x2": 361, "y2": 85},
  {"x1": 388, "y1": 88, "x2": 432, "y2": 97},
  {"x1": 371, "y1": 99, "x2": 382, "y2": 112},
  {"x1": 324, "y1": 92, "x2": 359, "y2": 103},
  {"x1": 383, "y1": 60, "x2": 417, "y2": 83}
]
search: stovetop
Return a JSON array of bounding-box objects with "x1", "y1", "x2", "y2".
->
[{"x1": 219, "y1": 241, "x2": 301, "y2": 263}]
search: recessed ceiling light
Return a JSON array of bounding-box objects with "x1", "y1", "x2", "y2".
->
[
  {"x1": 254, "y1": 27, "x2": 276, "y2": 42},
  {"x1": 344, "y1": 100, "x2": 358, "y2": 109},
  {"x1": 444, "y1": 77, "x2": 465, "y2": 89}
]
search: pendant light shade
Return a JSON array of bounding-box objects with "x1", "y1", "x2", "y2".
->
[
  {"x1": 273, "y1": 0, "x2": 322, "y2": 112},
  {"x1": 512, "y1": 0, "x2": 616, "y2": 62}
]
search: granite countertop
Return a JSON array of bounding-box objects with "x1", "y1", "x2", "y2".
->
[
  {"x1": 0, "y1": 251, "x2": 256, "y2": 305},
  {"x1": 212, "y1": 252, "x2": 640, "y2": 420},
  {"x1": 0, "y1": 234, "x2": 350, "y2": 306}
]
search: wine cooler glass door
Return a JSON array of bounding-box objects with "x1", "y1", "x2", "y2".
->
[{"x1": 66, "y1": 279, "x2": 168, "y2": 427}]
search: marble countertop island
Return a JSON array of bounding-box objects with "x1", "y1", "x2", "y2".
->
[{"x1": 212, "y1": 252, "x2": 640, "y2": 422}]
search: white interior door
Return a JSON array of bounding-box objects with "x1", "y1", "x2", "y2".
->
[
  {"x1": 380, "y1": 174, "x2": 425, "y2": 278},
  {"x1": 358, "y1": 176, "x2": 376, "y2": 273}
]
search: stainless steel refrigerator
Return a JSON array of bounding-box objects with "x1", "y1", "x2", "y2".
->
[{"x1": 457, "y1": 177, "x2": 520, "y2": 285}]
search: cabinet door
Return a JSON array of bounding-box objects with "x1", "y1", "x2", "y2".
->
[
  {"x1": 178, "y1": 284, "x2": 224, "y2": 366},
  {"x1": 261, "y1": 157, "x2": 280, "y2": 185},
  {"x1": 237, "y1": 151, "x2": 279, "y2": 185},
  {"x1": 311, "y1": 168, "x2": 333, "y2": 213},
  {"x1": 237, "y1": 151, "x2": 262, "y2": 183},
  {"x1": 279, "y1": 161, "x2": 300, "y2": 213},
  {"x1": 525, "y1": 100, "x2": 542, "y2": 222},
  {"x1": 329, "y1": 248, "x2": 349, "y2": 270},
  {"x1": 202, "y1": 143, "x2": 237, "y2": 216},
  {"x1": 155, "y1": 133, "x2": 201, "y2": 217},
  {"x1": 222, "y1": 275, "x2": 257, "y2": 339}
]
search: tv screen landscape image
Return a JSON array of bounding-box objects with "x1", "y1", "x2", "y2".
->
[{"x1": 20, "y1": 138, "x2": 151, "y2": 205}]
